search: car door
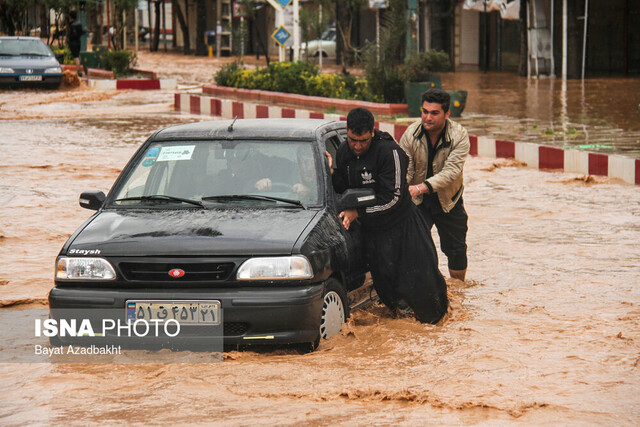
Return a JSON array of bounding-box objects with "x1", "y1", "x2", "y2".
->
[{"x1": 321, "y1": 130, "x2": 368, "y2": 289}]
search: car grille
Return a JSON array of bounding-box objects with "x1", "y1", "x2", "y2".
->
[
  {"x1": 119, "y1": 261, "x2": 235, "y2": 282},
  {"x1": 13, "y1": 67, "x2": 45, "y2": 73}
]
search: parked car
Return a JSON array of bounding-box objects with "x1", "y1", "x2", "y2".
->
[
  {"x1": 301, "y1": 27, "x2": 336, "y2": 59},
  {"x1": 0, "y1": 36, "x2": 63, "y2": 89},
  {"x1": 49, "y1": 119, "x2": 374, "y2": 352}
]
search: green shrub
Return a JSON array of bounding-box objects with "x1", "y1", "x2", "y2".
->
[
  {"x1": 214, "y1": 60, "x2": 380, "y2": 102},
  {"x1": 52, "y1": 46, "x2": 73, "y2": 65},
  {"x1": 102, "y1": 50, "x2": 137, "y2": 77},
  {"x1": 364, "y1": 63, "x2": 405, "y2": 103},
  {"x1": 266, "y1": 61, "x2": 318, "y2": 94},
  {"x1": 215, "y1": 60, "x2": 243, "y2": 86},
  {"x1": 402, "y1": 50, "x2": 451, "y2": 82}
]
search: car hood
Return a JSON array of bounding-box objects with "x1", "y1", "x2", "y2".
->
[
  {"x1": 0, "y1": 55, "x2": 60, "y2": 69},
  {"x1": 67, "y1": 208, "x2": 321, "y2": 257}
]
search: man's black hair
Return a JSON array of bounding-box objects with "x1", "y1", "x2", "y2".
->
[
  {"x1": 421, "y1": 88, "x2": 450, "y2": 113},
  {"x1": 346, "y1": 107, "x2": 374, "y2": 135},
  {"x1": 69, "y1": 10, "x2": 77, "y2": 20}
]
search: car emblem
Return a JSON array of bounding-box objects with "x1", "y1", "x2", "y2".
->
[
  {"x1": 168, "y1": 268, "x2": 185, "y2": 278},
  {"x1": 26, "y1": 69, "x2": 34, "y2": 74}
]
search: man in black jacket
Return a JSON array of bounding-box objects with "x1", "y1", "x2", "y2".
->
[
  {"x1": 67, "y1": 11, "x2": 84, "y2": 77},
  {"x1": 329, "y1": 107, "x2": 448, "y2": 323}
]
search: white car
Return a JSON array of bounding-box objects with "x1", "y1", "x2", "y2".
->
[{"x1": 302, "y1": 28, "x2": 336, "y2": 59}]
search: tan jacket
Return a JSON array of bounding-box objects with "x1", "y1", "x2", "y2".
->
[{"x1": 398, "y1": 118, "x2": 469, "y2": 213}]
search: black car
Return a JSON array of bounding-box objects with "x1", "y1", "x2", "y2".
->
[
  {"x1": 49, "y1": 119, "x2": 374, "y2": 352},
  {"x1": 0, "y1": 36, "x2": 63, "y2": 89}
]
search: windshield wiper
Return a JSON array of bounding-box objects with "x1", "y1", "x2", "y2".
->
[
  {"x1": 202, "y1": 194, "x2": 306, "y2": 209},
  {"x1": 22, "y1": 52, "x2": 49, "y2": 57},
  {"x1": 114, "y1": 195, "x2": 205, "y2": 208},
  {"x1": 0, "y1": 53, "x2": 16, "y2": 56}
]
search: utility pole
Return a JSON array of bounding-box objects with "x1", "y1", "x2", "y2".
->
[
  {"x1": 562, "y1": 0, "x2": 567, "y2": 79},
  {"x1": 406, "y1": 0, "x2": 418, "y2": 56}
]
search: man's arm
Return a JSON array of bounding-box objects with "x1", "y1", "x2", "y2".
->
[
  {"x1": 398, "y1": 128, "x2": 416, "y2": 184},
  {"x1": 359, "y1": 146, "x2": 404, "y2": 219}
]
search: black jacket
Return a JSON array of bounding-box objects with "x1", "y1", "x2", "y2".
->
[
  {"x1": 332, "y1": 130, "x2": 412, "y2": 228},
  {"x1": 68, "y1": 20, "x2": 84, "y2": 45}
]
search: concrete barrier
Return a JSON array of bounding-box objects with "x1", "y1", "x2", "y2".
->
[
  {"x1": 87, "y1": 68, "x2": 114, "y2": 79},
  {"x1": 89, "y1": 78, "x2": 176, "y2": 90},
  {"x1": 174, "y1": 93, "x2": 640, "y2": 186}
]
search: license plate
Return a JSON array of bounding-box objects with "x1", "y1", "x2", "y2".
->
[
  {"x1": 19, "y1": 75, "x2": 42, "y2": 81},
  {"x1": 126, "y1": 300, "x2": 221, "y2": 325}
]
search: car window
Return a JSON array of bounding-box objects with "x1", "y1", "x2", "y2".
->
[
  {"x1": 112, "y1": 140, "x2": 323, "y2": 207},
  {"x1": 324, "y1": 134, "x2": 342, "y2": 172},
  {"x1": 322, "y1": 28, "x2": 336, "y2": 41},
  {"x1": 0, "y1": 38, "x2": 52, "y2": 56}
]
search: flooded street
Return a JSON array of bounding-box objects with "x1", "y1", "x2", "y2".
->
[
  {"x1": 443, "y1": 72, "x2": 640, "y2": 157},
  {"x1": 1, "y1": 77, "x2": 639, "y2": 424}
]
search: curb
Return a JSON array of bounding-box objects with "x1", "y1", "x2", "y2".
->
[
  {"x1": 174, "y1": 93, "x2": 640, "y2": 186},
  {"x1": 87, "y1": 68, "x2": 114, "y2": 79},
  {"x1": 89, "y1": 78, "x2": 177, "y2": 90}
]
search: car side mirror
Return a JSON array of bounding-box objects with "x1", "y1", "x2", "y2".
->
[
  {"x1": 337, "y1": 188, "x2": 376, "y2": 211},
  {"x1": 79, "y1": 191, "x2": 106, "y2": 211}
]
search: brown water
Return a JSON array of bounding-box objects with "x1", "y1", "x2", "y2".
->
[
  {"x1": 444, "y1": 72, "x2": 640, "y2": 157},
  {"x1": 1, "y1": 81, "x2": 639, "y2": 424}
]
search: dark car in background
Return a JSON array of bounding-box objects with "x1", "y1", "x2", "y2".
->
[
  {"x1": 0, "y1": 36, "x2": 63, "y2": 89},
  {"x1": 49, "y1": 119, "x2": 373, "y2": 352}
]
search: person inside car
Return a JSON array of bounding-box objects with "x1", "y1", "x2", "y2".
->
[{"x1": 214, "y1": 145, "x2": 294, "y2": 195}]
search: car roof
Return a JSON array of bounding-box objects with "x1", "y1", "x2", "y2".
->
[
  {"x1": 0, "y1": 36, "x2": 43, "y2": 41},
  {"x1": 152, "y1": 118, "x2": 344, "y2": 141}
]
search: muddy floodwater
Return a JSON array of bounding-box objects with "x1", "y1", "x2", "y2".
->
[
  {"x1": 1, "y1": 84, "x2": 639, "y2": 425},
  {"x1": 442, "y1": 72, "x2": 640, "y2": 158}
]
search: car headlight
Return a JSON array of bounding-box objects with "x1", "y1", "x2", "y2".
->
[
  {"x1": 45, "y1": 67, "x2": 62, "y2": 74},
  {"x1": 0, "y1": 67, "x2": 15, "y2": 73},
  {"x1": 56, "y1": 257, "x2": 116, "y2": 280},
  {"x1": 236, "y1": 256, "x2": 313, "y2": 281}
]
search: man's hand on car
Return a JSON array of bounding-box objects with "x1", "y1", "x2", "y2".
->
[{"x1": 339, "y1": 208, "x2": 358, "y2": 230}]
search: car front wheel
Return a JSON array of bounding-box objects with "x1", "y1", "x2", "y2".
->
[{"x1": 320, "y1": 278, "x2": 347, "y2": 339}]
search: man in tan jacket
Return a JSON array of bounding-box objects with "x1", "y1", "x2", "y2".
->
[{"x1": 399, "y1": 88, "x2": 470, "y2": 281}]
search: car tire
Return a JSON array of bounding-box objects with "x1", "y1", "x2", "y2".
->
[
  {"x1": 295, "y1": 335, "x2": 320, "y2": 354},
  {"x1": 320, "y1": 278, "x2": 348, "y2": 340}
]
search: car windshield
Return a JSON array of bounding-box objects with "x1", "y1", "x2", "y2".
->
[
  {"x1": 321, "y1": 28, "x2": 336, "y2": 41},
  {"x1": 0, "y1": 38, "x2": 53, "y2": 57},
  {"x1": 112, "y1": 140, "x2": 322, "y2": 208}
]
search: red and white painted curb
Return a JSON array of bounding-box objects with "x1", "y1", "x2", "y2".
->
[
  {"x1": 174, "y1": 93, "x2": 640, "y2": 186},
  {"x1": 89, "y1": 78, "x2": 176, "y2": 90}
]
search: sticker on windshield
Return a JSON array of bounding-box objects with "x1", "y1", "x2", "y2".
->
[
  {"x1": 142, "y1": 146, "x2": 161, "y2": 167},
  {"x1": 157, "y1": 145, "x2": 195, "y2": 162}
]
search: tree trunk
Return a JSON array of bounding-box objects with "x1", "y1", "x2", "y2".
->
[
  {"x1": 40, "y1": 4, "x2": 50, "y2": 39},
  {"x1": 152, "y1": 1, "x2": 162, "y2": 52},
  {"x1": 195, "y1": 0, "x2": 207, "y2": 56},
  {"x1": 567, "y1": 0, "x2": 582, "y2": 78},
  {"x1": 518, "y1": 0, "x2": 528, "y2": 76},
  {"x1": 172, "y1": 0, "x2": 190, "y2": 54}
]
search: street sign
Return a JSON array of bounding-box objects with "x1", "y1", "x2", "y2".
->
[
  {"x1": 271, "y1": 25, "x2": 292, "y2": 47},
  {"x1": 276, "y1": 0, "x2": 293, "y2": 7},
  {"x1": 369, "y1": 0, "x2": 388, "y2": 8},
  {"x1": 233, "y1": 2, "x2": 246, "y2": 18}
]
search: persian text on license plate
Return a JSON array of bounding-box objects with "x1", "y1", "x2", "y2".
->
[
  {"x1": 19, "y1": 75, "x2": 42, "y2": 81},
  {"x1": 126, "y1": 300, "x2": 220, "y2": 325}
]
